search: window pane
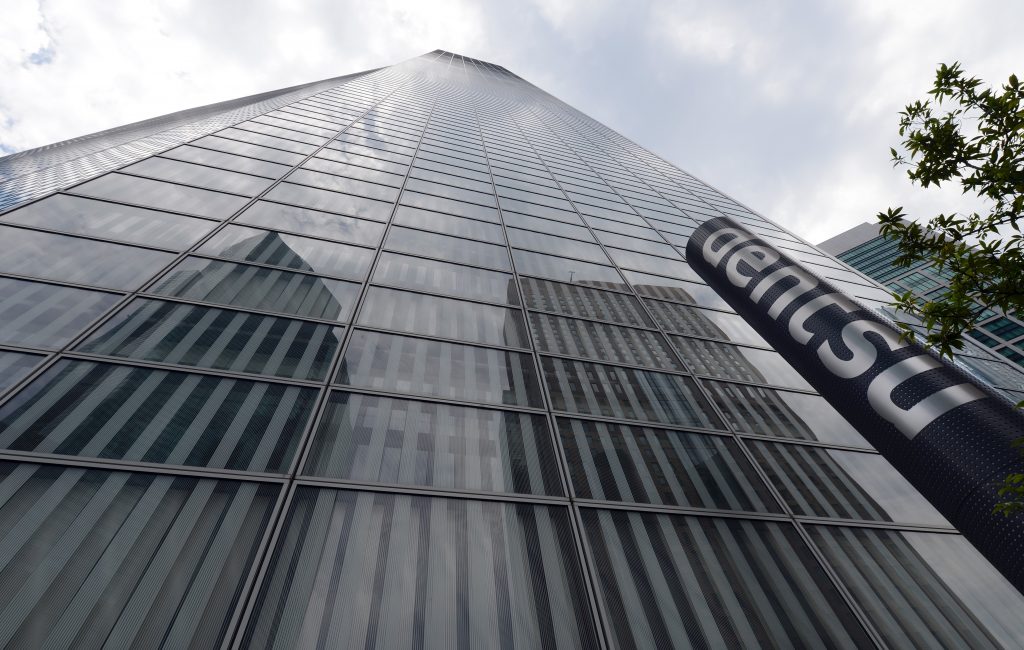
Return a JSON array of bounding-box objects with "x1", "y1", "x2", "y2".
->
[
  {"x1": 405, "y1": 178, "x2": 496, "y2": 207},
  {"x1": 123, "y1": 156, "x2": 274, "y2": 196},
  {"x1": 198, "y1": 225, "x2": 373, "y2": 280},
  {"x1": 530, "y1": 312, "x2": 682, "y2": 370},
  {"x1": 541, "y1": 357, "x2": 722, "y2": 429},
  {"x1": 520, "y1": 277, "x2": 652, "y2": 327},
  {"x1": 672, "y1": 337, "x2": 811, "y2": 390},
  {"x1": 189, "y1": 134, "x2": 307, "y2": 165},
  {"x1": 373, "y1": 252, "x2": 519, "y2": 305},
  {"x1": 2, "y1": 194, "x2": 216, "y2": 249},
  {"x1": 507, "y1": 228, "x2": 610, "y2": 264},
  {"x1": 237, "y1": 201, "x2": 385, "y2": 247},
  {"x1": 387, "y1": 226, "x2": 511, "y2": 270},
  {"x1": 606, "y1": 247, "x2": 696, "y2": 279},
  {"x1": 0, "y1": 350, "x2": 44, "y2": 392},
  {"x1": 71, "y1": 173, "x2": 248, "y2": 219},
  {"x1": 581, "y1": 509, "x2": 871, "y2": 649},
  {"x1": 595, "y1": 230, "x2": 681, "y2": 258},
  {"x1": 0, "y1": 277, "x2": 119, "y2": 348},
  {"x1": 703, "y1": 380, "x2": 871, "y2": 447},
  {"x1": 161, "y1": 143, "x2": 293, "y2": 177},
  {"x1": 265, "y1": 182, "x2": 394, "y2": 221},
  {"x1": 749, "y1": 442, "x2": 948, "y2": 525},
  {"x1": 358, "y1": 287, "x2": 530, "y2": 347},
  {"x1": 393, "y1": 205, "x2": 506, "y2": 244},
  {"x1": 0, "y1": 462, "x2": 277, "y2": 649},
  {"x1": 0, "y1": 226, "x2": 174, "y2": 290},
  {"x1": 337, "y1": 330, "x2": 544, "y2": 408},
  {"x1": 512, "y1": 249, "x2": 622, "y2": 286},
  {"x1": 645, "y1": 300, "x2": 768, "y2": 346},
  {"x1": 243, "y1": 489, "x2": 599, "y2": 649},
  {"x1": 304, "y1": 392, "x2": 562, "y2": 494},
  {"x1": 150, "y1": 257, "x2": 359, "y2": 321},
  {"x1": 559, "y1": 418, "x2": 778, "y2": 511},
  {"x1": 78, "y1": 298, "x2": 343, "y2": 380},
  {"x1": 288, "y1": 168, "x2": 400, "y2": 202},
  {"x1": 623, "y1": 270, "x2": 731, "y2": 310},
  {"x1": 401, "y1": 190, "x2": 500, "y2": 222},
  {"x1": 0, "y1": 360, "x2": 316, "y2": 472},
  {"x1": 808, "y1": 527, "x2": 1024, "y2": 649},
  {"x1": 503, "y1": 210, "x2": 595, "y2": 240}
]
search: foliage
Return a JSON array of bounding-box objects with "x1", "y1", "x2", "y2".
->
[{"x1": 879, "y1": 62, "x2": 1024, "y2": 515}]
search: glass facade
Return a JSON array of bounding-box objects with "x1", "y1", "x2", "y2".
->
[{"x1": 0, "y1": 49, "x2": 1021, "y2": 648}]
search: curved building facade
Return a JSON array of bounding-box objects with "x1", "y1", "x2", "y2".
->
[{"x1": 0, "y1": 50, "x2": 1023, "y2": 648}]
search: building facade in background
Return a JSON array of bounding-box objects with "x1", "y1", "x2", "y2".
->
[
  {"x1": 0, "y1": 50, "x2": 1023, "y2": 648},
  {"x1": 820, "y1": 222, "x2": 1024, "y2": 371}
]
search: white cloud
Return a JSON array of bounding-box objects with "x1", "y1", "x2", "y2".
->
[{"x1": 2, "y1": 0, "x2": 1022, "y2": 246}]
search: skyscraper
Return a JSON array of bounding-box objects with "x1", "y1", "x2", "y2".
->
[
  {"x1": 820, "y1": 222, "x2": 1024, "y2": 371},
  {"x1": 1, "y1": 49, "x2": 1023, "y2": 648}
]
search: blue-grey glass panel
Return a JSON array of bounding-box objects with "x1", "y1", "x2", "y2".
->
[
  {"x1": 243, "y1": 489, "x2": 599, "y2": 649},
  {"x1": 70, "y1": 173, "x2": 248, "y2": 219},
  {"x1": 749, "y1": 442, "x2": 948, "y2": 525},
  {"x1": 606, "y1": 247, "x2": 696, "y2": 279},
  {"x1": 0, "y1": 226, "x2": 174, "y2": 290},
  {"x1": 387, "y1": 226, "x2": 511, "y2": 270},
  {"x1": 703, "y1": 380, "x2": 871, "y2": 447},
  {"x1": 288, "y1": 168, "x2": 400, "y2": 202},
  {"x1": 189, "y1": 134, "x2": 307, "y2": 166},
  {"x1": 520, "y1": 277, "x2": 653, "y2": 327},
  {"x1": 672, "y1": 337, "x2": 812, "y2": 390},
  {"x1": 155, "y1": 146, "x2": 290, "y2": 179},
  {"x1": 583, "y1": 214, "x2": 660, "y2": 240},
  {"x1": 393, "y1": 205, "x2": 506, "y2": 244},
  {"x1": 324, "y1": 139, "x2": 412, "y2": 164},
  {"x1": 529, "y1": 312, "x2": 682, "y2": 371},
  {"x1": 645, "y1": 300, "x2": 768, "y2": 346},
  {"x1": 401, "y1": 190, "x2": 500, "y2": 222},
  {"x1": 304, "y1": 392, "x2": 562, "y2": 495},
  {"x1": 337, "y1": 330, "x2": 544, "y2": 408},
  {"x1": 2, "y1": 194, "x2": 216, "y2": 250},
  {"x1": 507, "y1": 229, "x2": 610, "y2": 264},
  {"x1": 808, "y1": 527, "x2": 1024, "y2": 649},
  {"x1": 265, "y1": 183, "x2": 394, "y2": 221},
  {"x1": 595, "y1": 231, "x2": 681, "y2": 259},
  {"x1": 302, "y1": 156, "x2": 406, "y2": 185},
  {"x1": 78, "y1": 298, "x2": 342, "y2": 380},
  {"x1": 581, "y1": 509, "x2": 871, "y2": 649},
  {"x1": 498, "y1": 197, "x2": 579, "y2": 224},
  {"x1": 541, "y1": 356, "x2": 722, "y2": 429},
  {"x1": 0, "y1": 360, "x2": 315, "y2": 471},
  {"x1": 0, "y1": 351, "x2": 44, "y2": 392},
  {"x1": 198, "y1": 225, "x2": 373, "y2": 280},
  {"x1": 160, "y1": 145, "x2": 290, "y2": 179},
  {"x1": 219, "y1": 126, "x2": 319, "y2": 155},
  {"x1": 622, "y1": 270, "x2": 731, "y2": 310},
  {"x1": 559, "y1": 418, "x2": 779, "y2": 511},
  {"x1": 512, "y1": 249, "x2": 622, "y2": 286},
  {"x1": 358, "y1": 287, "x2": 529, "y2": 348},
  {"x1": 0, "y1": 462, "x2": 278, "y2": 649},
  {"x1": 0, "y1": 277, "x2": 119, "y2": 349},
  {"x1": 405, "y1": 178, "x2": 496, "y2": 207},
  {"x1": 241, "y1": 119, "x2": 328, "y2": 145},
  {"x1": 150, "y1": 257, "x2": 359, "y2": 321},
  {"x1": 373, "y1": 252, "x2": 519, "y2": 305},
  {"x1": 502, "y1": 211, "x2": 595, "y2": 240},
  {"x1": 122, "y1": 156, "x2": 274, "y2": 196},
  {"x1": 315, "y1": 148, "x2": 409, "y2": 174},
  {"x1": 237, "y1": 201, "x2": 385, "y2": 247}
]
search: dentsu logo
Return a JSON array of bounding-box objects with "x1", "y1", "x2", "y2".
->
[
  {"x1": 695, "y1": 222, "x2": 986, "y2": 439},
  {"x1": 686, "y1": 216, "x2": 1024, "y2": 592}
]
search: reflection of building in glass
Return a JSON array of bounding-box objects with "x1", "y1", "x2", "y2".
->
[{"x1": 0, "y1": 49, "x2": 1021, "y2": 647}]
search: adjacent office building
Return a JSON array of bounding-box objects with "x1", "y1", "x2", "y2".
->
[
  {"x1": 1, "y1": 50, "x2": 1024, "y2": 648},
  {"x1": 820, "y1": 221, "x2": 1024, "y2": 371}
]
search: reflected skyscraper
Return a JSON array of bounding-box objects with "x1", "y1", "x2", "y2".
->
[{"x1": 0, "y1": 50, "x2": 1023, "y2": 648}]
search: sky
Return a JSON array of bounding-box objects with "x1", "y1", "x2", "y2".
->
[{"x1": 2, "y1": 0, "x2": 1022, "y2": 244}]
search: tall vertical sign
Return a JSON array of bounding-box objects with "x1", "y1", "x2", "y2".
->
[{"x1": 688, "y1": 216, "x2": 1024, "y2": 592}]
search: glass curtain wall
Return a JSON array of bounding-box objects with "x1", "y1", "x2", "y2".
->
[{"x1": 0, "y1": 50, "x2": 1022, "y2": 649}]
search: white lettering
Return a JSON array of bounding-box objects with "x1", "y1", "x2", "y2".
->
[{"x1": 817, "y1": 318, "x2": 906, "y2": 379}]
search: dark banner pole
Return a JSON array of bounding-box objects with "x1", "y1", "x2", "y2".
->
[{"x1": 686, "y1": 216, "x2": 1024, "y2": 592}]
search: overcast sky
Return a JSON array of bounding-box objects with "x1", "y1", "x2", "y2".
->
[{"x1": 3, "y1": 0, "x2": 1022, "y2": 243}]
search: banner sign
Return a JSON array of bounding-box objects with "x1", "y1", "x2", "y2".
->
[{"x1": 687, "y1": 216, "x2": 1024, "y2": 591}]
